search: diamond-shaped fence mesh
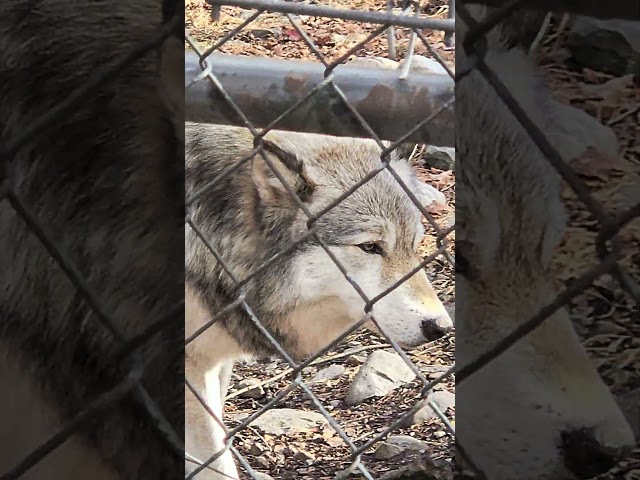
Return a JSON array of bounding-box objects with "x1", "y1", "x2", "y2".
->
[
  {"x1": 186, "y1": 0, "x2": 638, "y2": 479},
  {"x1": 185, "y1": 0, "x2": 456, "y2": 478},
  {"x1": 3, "y1": 0, "x2": 638, "y2": 478}
]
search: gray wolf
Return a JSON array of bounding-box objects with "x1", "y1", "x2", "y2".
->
[
  {"x1": 185, "y1": 122, "x2": 454, "y2": 478},
  {"x1": 455, "y1": 5, "x2": 635, "y2": 479},
  {"x1": 0, "y1": 1, "x2": 184, "y2": 479}
]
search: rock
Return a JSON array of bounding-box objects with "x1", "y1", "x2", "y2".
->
[
  {"x1": 617, "y1": 388, "x2": 640, "y2": 438},
  {"x1": 424, "y1": 365, "x2": 451, "y2": 381},
  {"x1": 410, "y1": 391, "x2": 455, "y2": 426},
  {"x1": 292, "y1": 449, "x2": 315, "y2": 462},
  {"x1": 250, "y1": 473, "x2": 274, "y2": 480},
  {"x1": 347, "y1": 56, "x2": 399, "y2": 70},
  {"x1": 233, "y1": 408, "x2": 328, "y2": 435},
  {"x1": 235, "y1": 378, "x2": 266, "y2": 399},
  {"x1": 374, "y1": 435, "x2": 428, "y2": 460},
  {"x1": 310, "y1": 365, "x2": 346, "y2": 384},
  {"x1": 378, "y1": 451, "x2": 454, "y2": 480},
  {"x1": 255, "y1": 456, "x2": 270, "y2": 469},
  {"x1": 345, "y1": 350, "x2": 416, "y2": 406},
  {"x1": 401, "y1": 56, "x2": 450, "y2": 76},
  {"x1": 422, "y1": 145, "x2": 455, "y2": 171},
  {"x1": 249, "y1": 443, "x2": 267, "y2": 456},
  {"x1": 414, "y1": 182, "x2": 447, "y2": 209},
  {"x1": 441, "y1": 213, "x2": 455, "y2": 230},
  {"x1": 568, "y1": 17, "x2": 640, "y2": 75},
  {"x1": 345, "y1": 354, "x2": 367, "y2": 366},
  {"x1": 546, "y1": 100, "x2": 619, "y2": 162},
  {"x1": 444, "y1": 304, "x2": 455, "y2": 323}
]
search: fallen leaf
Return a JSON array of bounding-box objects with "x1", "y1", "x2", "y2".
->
[
  {"x1": 570, "y1": 147, "x2": 635, "y2": 181},
  {"x1": 282, "y1": 27, "x2": 302, "y2": 41}
]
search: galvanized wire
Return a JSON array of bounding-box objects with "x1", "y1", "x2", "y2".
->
[
  {"x1": 186, "y1": 1, "x2": 457, "y2": 478},
  {"x1": 455, "y1": 1, "x2": 639, "y2": 477},
  {"x1": 187, "y1": 1, "x2": 639, "y2": 479},
  {"x1": 0, "y1": 12, "x2": 184, "y2": 480}
]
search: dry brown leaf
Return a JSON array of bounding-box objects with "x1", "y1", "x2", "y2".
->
[{"x1": 570, "y1": 147, "x2": 635, "y2": 181}]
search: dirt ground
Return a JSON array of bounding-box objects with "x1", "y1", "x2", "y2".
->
[{"x1": 186, "y1": 2, "x2": 639, "y2": 479}]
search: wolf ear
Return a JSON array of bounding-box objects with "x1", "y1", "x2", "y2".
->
[{"x1": 252, "y1": 138, "x2": 314, "y2": 205}]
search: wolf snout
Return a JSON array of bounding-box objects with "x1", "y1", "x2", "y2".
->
[
  {"x1": 560, "y1": 427, "x2": 630, "y2": 479},
  {"x1": 421, "y1": 316, "x2": 453, "y2": 342}
]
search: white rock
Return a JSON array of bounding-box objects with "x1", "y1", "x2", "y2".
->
[
  {"x1": 345, "y1": 350, "x2": 416, "y2": 406},
  {"x1": 546, "y1": 100, "x2": 619, "y2": 162},
  {"x1": 374, "y1": 435, "x2": 428, "y2": 460},
  {"x1": 234, "y1": 408, "x2": 328, "y2": 435},
  {"x1": 235, "y1": 378, "x2": 266, "y2": 399},
  {"x1": 411, "y1": 391, "x2": 455, "y2": 425},
  {"x1": 310, "y1": 365, "x2": 346, "y2": 384}
]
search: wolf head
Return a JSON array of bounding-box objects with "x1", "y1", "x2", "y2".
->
[
  {"x1": 455, "y1": 5, "x2": 635, "y2": 478},
  {"x1": 251, "y1": 131, "x2": 454, "y2": 355},
  {"x1": 185, "y1": 124, "x2": 452, "y2": 361}
]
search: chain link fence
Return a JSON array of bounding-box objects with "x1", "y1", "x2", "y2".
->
[
  {"x1": 185, "y1": 0, "x2": 456, "y2": 478},
  {"x1": 455, "y1": 2, "x2": 639, "y2": 476},
  {"x1": 0, "y1": 5, "x2": 185, "y2": 480},
  {"x1": 2, "y1": 0, "x2": 635, "y2": 478},
  {"x1": 186, "y1": 0, "x2": 639, "y2": 479}
]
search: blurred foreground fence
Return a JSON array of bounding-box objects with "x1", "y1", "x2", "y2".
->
[
  {"x1": 186, "y1": 0, "x2": 639, "y2": 478},
  {"x1": 4, "y1": 0, "x2": 636, "y2": 478}
]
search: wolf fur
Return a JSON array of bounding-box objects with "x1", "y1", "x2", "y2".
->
[
  {"x1": 185, "y1": 122, "x2": 454, "y2": 478},
  {"x1": 0, "y1": 2, "x2": 184, "y2": 479},
  {"x1": 455, "y1": 5, "x2": 635, "y2": 479}
]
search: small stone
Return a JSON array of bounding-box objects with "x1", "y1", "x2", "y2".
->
[
  {"x1": 293, "y1": 449, "x2": 315, "y2": 462},
  {"x1": 345, "y1": 350, "x2": 416, "y2": 406},
  {"x1": 434, "y1": 431, "x2": 447, "y2": 438},
  {"x1": 345, "y1": 354, "x2": 367, "y2": 366},
  {"x1": 409, "y1": 391, "x2": 455, "y2": 426},
  {"x1": 250, "y1": 28, "x2": 280, "y2": 39},
  {"x1": 403, "y1": 55, "x2": 450, "y2": 75},
  {"x1": 568, "y1": 17, "x2": 640, "y2": 75},
  {"x1": 237, "y1": 408, "x2": 328, "y2": 435},
  {"x1": 310, "y1": 365, "x2": 346, "y2": 384},
  {"x1": 423, "y1": 145, "x2": 455, "y2": 171},
  {"x1": 255, "y1": 455, "x2": 270, "y2": 469},
  {"x1": 236, "y1": 378, "x2": 266, "y2": 399},
  {"x1": 374, "y1": 435, "x2": 428, "y2": 460},
  {"x1": 249, "y1": 443, "x2": 267, "y2": 456},
  {"x1": 251, "y1": 473, "x2": 274, "y2": 480}
]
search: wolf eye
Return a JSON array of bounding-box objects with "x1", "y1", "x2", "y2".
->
[{"x1": 358, "y1": 242, "x2": 384, "y2": 255}]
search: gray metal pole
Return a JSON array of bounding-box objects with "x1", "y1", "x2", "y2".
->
[
  {"x1": 206, "y1": 0, "x2": 456, "y2": 31},
  {"x1": 185, "y1": 52, "x2": 455, "y2": 146}
]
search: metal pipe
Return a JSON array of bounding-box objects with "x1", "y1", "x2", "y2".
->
[
  {"x1": 467, "y1": 0, "x2": 639, "y2": 21},
  {"x1": 206, "y1": 0, "x2": 456, "y2": 31},
  {"x1": 185, "y1": 51, "x2": 455, "y2": 146}
]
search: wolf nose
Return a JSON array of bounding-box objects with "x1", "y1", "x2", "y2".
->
[
  {"x1": 561, "y1": 428, "x2": 624, "y2": 478},
  {"x1": 421, "y1": 318, "x2": 452, "y2": 342}
]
